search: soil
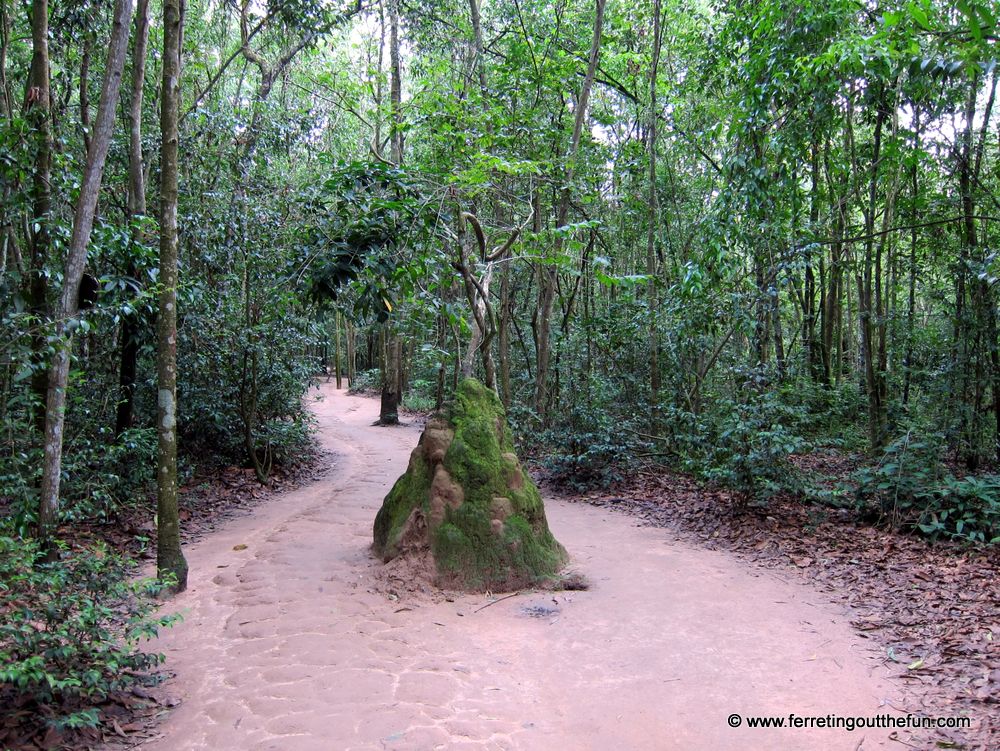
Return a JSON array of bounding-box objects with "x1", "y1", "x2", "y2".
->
[
  {"x1": 108, "y1": 382, "x2": 926, "y2": 751},
  {"x1": 562, "y1": 461, "x2": 998, "y2": 750}
]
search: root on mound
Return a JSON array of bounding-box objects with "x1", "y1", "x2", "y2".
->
[{"x1": 373, "y1": 378, "x2": 567, "y2": 591}]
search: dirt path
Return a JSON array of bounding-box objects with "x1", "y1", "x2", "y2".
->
[{"x1": 139, "y1": 384, "x2": 902, "y2": 751}]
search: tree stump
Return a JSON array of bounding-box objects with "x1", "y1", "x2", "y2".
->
[{"x1": 373, "y1": 378, "x2": 566, "y2": 590}]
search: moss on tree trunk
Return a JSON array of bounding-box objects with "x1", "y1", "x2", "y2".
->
[{"x1": 373, "y1": 378, "x2": 566, "y2": 591}]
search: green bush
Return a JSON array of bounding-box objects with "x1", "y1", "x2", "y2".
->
[
  {"x1": 60, "y1": 427, "x2": 158, "y2": 524},
  {"x1": 177, "y1": 291, "x2": 317, "y2": 470},
  {"x1": 853, "y1": 432, "x2": 1000, "y2": 544},
  {"x1": 540, "y1": 405, "x2": 632, "y2": 491},
  {"x1": 702, "y1": 390, "x2": 806, "y2": 505},
  {"x1": 402, "y1": 377, "x2": 437, "y2": 411},
  {"x1": 0, "y1": 535, "x2": 180, "y2": 729},
  {"x1": 348, "y1": 368, "x2": 380, "y2": 394},
  {"x1": 852, "y1": 432, "x2": 945, "y2": 523},
  {"x1": 917, "y1": 475, "x2": 1000, "y2": 544}
]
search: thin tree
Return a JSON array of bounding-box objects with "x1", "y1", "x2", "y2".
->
[
  {"x1": 117, "y1": 0, "x2": 151, "y2": 435},
  {"x1": 646, "y1": 0, "x2": 662, "y2": 431},
  {"x1": 25, "y1": 0, "x2": 53, "y2": 436},
  {"x1": 156, "y1": 0, "x2": 188, "y2": 591},
  {"x1": 37, "y1": 0, "x2": 135, "y2": 547},
  {"x1": 379, "y1": 0, "x2": 404, "y2": 425}
]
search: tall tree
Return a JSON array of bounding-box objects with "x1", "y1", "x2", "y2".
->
[
  {"x1": 37, "y1": 0, "x2": 135, "y2": 546},
  {"x1": 117, "y1": 0, "x2": 151, "y2": 435},
  {"x1": 25, "y1": 0, "x2": 53, "y2": 436},
  {"x1": 646, "y1": 0, "x2": 663, "y2": 430},
  {"x1": 379, "y1": 0, "x2": 403, "y2": 425},
  {"x1": 156, "y1": 0, "x2": 188, "y2": 591}
]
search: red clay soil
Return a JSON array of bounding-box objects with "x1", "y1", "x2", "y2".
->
[
  {"x1": 103, "y1": 382, "x2": 930, "y2": 751},
  {"x1": 565, "y1": 465, "x2": 998, "y2": 750}
]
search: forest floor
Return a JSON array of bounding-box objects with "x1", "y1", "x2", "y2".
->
[{"x1": 82, "y1": 382, "x2": 960, "y2": 751}]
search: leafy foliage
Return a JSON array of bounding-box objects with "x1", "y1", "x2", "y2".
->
[
  {"x1": 854, "y1": 433, "x2": 1000, "y2": 544},
  {"x1": 0, "y1": 535, "x2": 179, "y2": 729},
  {"x1": 540, "y1": 404, "x2": 632, "y2": 491},
  {"x1": 701, "y1": 386, "x2": 807, "y2": 506}
]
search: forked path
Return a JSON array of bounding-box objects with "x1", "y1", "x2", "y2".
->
[{"x1": 140, "y1": 384, "x2": 901, "y2": 751}]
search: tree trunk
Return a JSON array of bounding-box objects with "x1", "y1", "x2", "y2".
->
[
  {"x1": 26, "y1": 0, "x2": 52, "y2": 438},
  {"x1": 851, "y1": 87, "x2": 889, "y2": 452},
  {"x1": 37, "y1": 0, "x2": 134, "y2": 547},
  {"x1": 346, "y1": 320, "x2": 356, "y2": 385},
  {"x1": 380, "y1": 325, "x2": 401, "y2": 424},
  {"x1": 902, "y1": 116, "x2": 919, "y2": 406},
  {"x1": 646, "y1": 0, "x2": 662, "y2": 431},
  {"x1": 334, "y1": 310, "x2": 343, "y2": 389},
  {"x1": 498, "y1": 261, "x2": 512, "y2": 409},
  {"x1": 379, "y1": 0, "x2": 403, "y2": 424},
  {"x1": 117, "y1": 0, "x2": 151, "y2": 435},
  {"x1": 156, "y1": 0, "x2": 189, "y2": 591}
]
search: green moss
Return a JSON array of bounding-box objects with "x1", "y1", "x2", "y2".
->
[
  {"x1": 431, "y1": 508, "x2": 565, "y2": 591},
  {"x1": 372, "y1": 450, "x2": 430, "y2": 559}
]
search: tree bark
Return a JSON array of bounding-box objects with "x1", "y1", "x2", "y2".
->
[
  {"x1": 379, "y1": 0, "x2": 403, "y2": 424},
  {"x1": 117, "y1": 0, "x2": 151, "y2": 435},
  {"x1": 26, "y1": 0, "x2": 53, "y2": 438},
  {"x1": 646, "y1": 0, "x2": 662, "y2": 431},
  {"x1": 37, "y1": 0, "x2": 134, "y2": 546},
  {"x1": 334, "y1": 310, "x2": 343, "y2": 389},
  {"x1": 849, "y1": 86, "x2": 889, "y2": 452},
  {"x1": 156, "y1": 0, "x2": 189, "y2": 591},
  {"x1": 902, "y1": 114, "x2": 919, "y2": 407}
]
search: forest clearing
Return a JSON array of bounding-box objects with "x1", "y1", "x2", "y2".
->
[{"x1": 1, "y1": 0, "x2": 999, "y2": 748}]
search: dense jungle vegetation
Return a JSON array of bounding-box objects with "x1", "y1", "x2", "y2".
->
[{"x1": 0, "y1": 0, "x2": 998, "y2": 735}]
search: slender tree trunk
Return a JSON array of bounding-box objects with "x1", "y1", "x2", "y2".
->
[
  {"x1": 467, "y1": 0, "x2": 488, "y2": 96},
  {"x1": 346, "y1": 320, "x2": 356, "y2": 385},
  {"x1": 0, "y1": 5, "x2": 17, "y2": 282},
  {"x1": 37, "y1": 0, "x2": 134, "y2": 546},
  {"x1": 902, "y1": 115, "x2": 920, "y2": 406},
  {"x1": 26, "y1": 0, "x2": 52, "y2": 437},
  {"x1": 498, "y1": 262, "x2": 512, "y2": 409},
  {"x1": 79, "y1": 32, "x2": 92, "y2": 154},
  {"x1": 646, "y1": 0, "x2": 662, "y2": 431},
  {"x1": 334, "y1": 311, "x2": 343, "y2": 389},
  {"x1": 0, "y1": 3, "x2": 11, "y2": 123},
  {"x1": 851, "y1": 88, "x2": 889, "y2": 451},
  {"x1": 379, "y1": 0, "x2": 403, "y2": 424},
  {"x1": 157, "y1": 0, "x2": 189, "y2": 591},
  {"x1": 117, "y1": 0, "x2": 151, "y2": 435}
]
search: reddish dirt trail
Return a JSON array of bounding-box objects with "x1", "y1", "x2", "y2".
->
[{"x1": 138, "y1": 383, "x2": 902, "y2": 750}]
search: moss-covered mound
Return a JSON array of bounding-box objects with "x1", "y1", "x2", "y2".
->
[{"x1": 373, "y1": 378, "x2": 567, "y2": 591}]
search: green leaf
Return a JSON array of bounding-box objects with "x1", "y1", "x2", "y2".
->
[{"x1": 908, "y1": 4, "x2": 931, "y2": 30}]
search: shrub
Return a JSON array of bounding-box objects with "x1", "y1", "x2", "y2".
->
[
  {"x1": 540, "y1": 405, "x2": 632, "y2": 491},
  {"x1": 702, "y1": 392, "x2": 806, "y2": 506},
  {"x1": 402, "y1": 377, "x2": 437, "y2": 412},
  {"x1": 348, "y1": 368, "x2": 380, "y2": 394},
  {"x1": 0, "y1": 535, "x2": 180, "y2": 729},
  {"x1": 60, "y1": 427, "x2": 159, "y2": 524},
  {"x1": 853, "y1": 432, "x2": 1000, "y2": 544},
  {"x1": 917, "y1": 475, "x2": 1000, "y2": 544},
  {"x1": 852, "y1": 431, "x2": 946, "y2": 525}
]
